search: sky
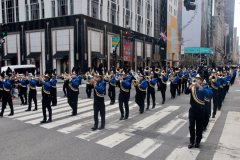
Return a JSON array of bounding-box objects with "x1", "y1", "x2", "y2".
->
[{"x1": 234, "y1": 0, "x2": 240, "y2": 38}]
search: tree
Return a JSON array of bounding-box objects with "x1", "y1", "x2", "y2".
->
[{"x1": 181, "y1": 54, "x2": 198, "y2": 67}]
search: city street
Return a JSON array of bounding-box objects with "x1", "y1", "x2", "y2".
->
[{"x1": 0, "y1": 76, "x2": 240, "y2": 160}]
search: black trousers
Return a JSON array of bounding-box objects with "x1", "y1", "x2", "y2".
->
[
  {"x1": 119, "y1": 92, "x2": 130, "y2": 118},
  {"x1": 108, "y1": 85, "x2": 115, "y2": 103},
  {"x1": 171, "y1": 83, "x2": 177, "y2": 98},
  {"x1": 28, "y1": 89, "x2": 37, "y2": 110},
  {"x1": 63, "y1": 84, "x2": 68, "y2": 96},
  {"x1": 42, "y1": 95, "x2": 52, "y2": 121},
  {"x1": 93, "y1": 98, "x2": 105, "y2": 127},
  {"x1": 86, "y1": 84, "x2": 92, "y2": 98},
  {"x1": 212, "y1": 90, "x2": 219, "y2": 116},
  {"x1": 135, "y1": 91, "x2": 146, "y2": 112},
  {"x1": 68, "y1": 91, "x2": 78, "y2": 114},
  {"x1": 20, "y1": 87, "x2": 27, "y2": 104},
  {"x1": 147, "y1": 87, "x2": 155, "y2": 107},
  {"x1": 177, "y1": 80, "x2": 182, "y2": 95},
  {"x1": 50, "y1": 88, "x2": 57, "y2": 106},
  {"x1": 204, "y1": 101, "x2": 211, "y2": 128},
  {"x1": 160, "y1": 85, "x2": 166, "y2": 102},
  {"x1": 189, "y1": 107, "x2": 204, "y2": 143},
  {"x1": 226, "y1": 84, "x2": 230, "y2": 92},
  {"x1": 157, "y1": 79, "x2": 161, "y2": 90},
  {"x1": 218, "y1": 88, "x2": 223, "y2": 110},
  {"x1": 1, "y1": 91, "x2": 14, "y2": 115},
  {"x1": 182, "y1": 79, "x2": 187, "y2": 93},
  {"x1": 0, "y1": 90, "x2": 2, "y2": 99},
  {"x1": 223, "y1": 86, "x2": 227, "y2": 101}
]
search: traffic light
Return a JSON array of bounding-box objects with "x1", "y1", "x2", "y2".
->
[
  {"x1": 1, "y1": 23, "x2": 7, "y2": 37},
  {"x1": 112, "y1": 49, "x2": 116, "y2": 59},
  {"x1": 124, "y1": 28, "x2": 135, "y2": 42},
  {"x1": 183, "y1": 0, "x2": 196, "y2": 11}
]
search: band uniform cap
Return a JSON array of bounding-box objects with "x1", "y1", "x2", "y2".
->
[
  {"x1": 122, "y1": 71, "x2": 126, "y2": 75},
  {"x1": 195, "y1": 73, "x2": 203, "y2": 81},
  {"x1": 203, "y1": 79, "x2": 207, "y2": 85},
  {"x1": 137, "y1": 70, "x2": 140, "y2": 73},
  {"x1": 44, "y1": 74, "x2": 50, "y2": 78},
  {"x1": 110, "y1": 70, "x2": 114, "y2": 73},
  {"x1": 212, "y1": 69, "x2": 216, "y2": 73},
  {"x1": 150, "y1": 71, "x2": 154, "y2": 74},
  {"x1": 139, "y1": 73, "x2": 144, "y2": 77},
  {"x1": 71, "y1": 71, "x2": 77, "y2": 75}
]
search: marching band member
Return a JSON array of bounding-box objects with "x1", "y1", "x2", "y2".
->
[
  {"x1": 0, "y1": 75, "x2": 14, "y2": 116},
  {"x1": 91, "y1": 74, "x2": 105, "y2": 131},
  {"x1": 170, "y1": 72, "x2": 179, "y2": 99},
  {"x1": 160, "y1": 70, "x2": 168, "y2": 104},
  {"x1": 209, "y1": 69, "x2": 220, "y2": 118},
  {"x1": 86, "y1": 72, "x2": 92, "y2": 98},
  {"x1": 157, "y1": 70, "x2": 161, "y2": 91},
  {"x1": 26, "y1": 75, "x2": 38, "y2": 111},
  {"x1": 50, "y1": 74, "x2": 57, "y2": 106},
  {"x1": 146, "y1": 71, "x2": 157, "y2": 109},
  {"x1": 18, "y1": 74, "x2": 28, "y2": 105},
  {"x1": 62, "y1": 73, "x2": 68, "y2": 97},
  {"x1": 0, "y1": 78, "x2": 2, "y2": 102},
  {"x1": 116, "y1": 71, "x2": 130, "y2": 120},
  {"x1": 67, "y1": 70, "x2": 80, "y2": 116},
  {"x1": 182, "y1": 70, "x2": 189, "y2": 93},
  {"x1": 217, "y1": 72, "x2": 226, "y2": 110},
  {"x1": 135, "y1": 74, "x2": 148, "y2": 114},
  {"x1": 127, "y1": 73, "x2": 133, "y2": 96},
  {"x1": 185, "y1": 74, "x2": 208, "y2": 148},
  {"x1": 226, "y1": 71, "x2": 232, "y2": 93},
  {"x1": 39, "y1": 73, "x2": 52, "y2": 123},
  {"x1": 108, "y1": 71, "x2": 116, "y2": 105},
  {"x1": 176, "y1": 68, "x2": 183, "y2": 95}
]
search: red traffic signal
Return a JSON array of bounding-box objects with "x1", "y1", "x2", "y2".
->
[{"x1": 125, "y1": 31, "x2": 128, "y2": 35}]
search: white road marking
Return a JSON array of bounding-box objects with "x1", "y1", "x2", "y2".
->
[
  {"x1": 212, "y1": 111, "x2": 240, "y2": 160},
  {"x1": 125, "y1": 138, "x2": 162, "y2": 159},
  {"x1": 96, "y1": 132, "x2": 135, "y2": 148},
  {"x1": 165, "y1": 147, "x2": 200, "y2": 160},
  {"x1": 157, "y1": 118, "x2": 187, "y2": 135}
]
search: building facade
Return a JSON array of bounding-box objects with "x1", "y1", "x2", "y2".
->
[{"x1": 0, "y1": 0, "x2": 162, "y2": 75}]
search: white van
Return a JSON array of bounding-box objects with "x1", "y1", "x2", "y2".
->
[{"x1": 1, "y1": 65, "x2": 36, "y2": 75}]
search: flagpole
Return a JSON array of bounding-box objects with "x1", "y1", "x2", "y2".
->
[{"x1": 157, "y1": 30, "x2": 167, "y2": 43}]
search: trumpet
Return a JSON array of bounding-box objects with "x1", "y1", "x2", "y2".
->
[
  {"x1": 132, "y1": 80, "x2": 139, "y2": 86},
  {"x1": 90, "y1": 78, "x2": 97, "y2": 85},
  {"x1": 191, "y1": 78, "x2": 197, "y2": 85},
  {"x1": 155, "y1": 68, "x2": 160, "y2": 74},
  {"x1": 116, "y1": 67, "x2": 120, "y2": 73},
  {"x1": 211, "y1": 75, "x2": 217, "y2": 82},
  {"x1": 218, "y1": 73, "x2": 223, "y2": 78},
  {"x1": 145, "y1": 76, "x2": 151, "y2": 81},
  {"x1": 104, "y1": 75, "x2": 110, "y2": 81},
  {"x1": 144, "y1": 66, "x2": 150, "y2": 72},
  {"x1": 90, "y1": 72, "x2": 96, "y2": 77}
]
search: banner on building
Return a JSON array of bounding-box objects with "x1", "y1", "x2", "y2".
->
[{"x1": 123, "y1": 39, "x2": 131, "y2": 61}]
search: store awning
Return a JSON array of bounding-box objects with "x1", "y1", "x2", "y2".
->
[
  {"x1": 137, "y1": 56, "x2": 146, "y2": 62},
  {"x1": 147, "y1": 57, "x2": 155, "y2": 63},
  {"x1": 110, "y1": 53, "x2": 123, "y2": 61},
  {"x1": 2, "y1": 53, "x2": 17, "y2": 60},
  {"x1": 92, "y1": 52, "x2": 106, "y2": 60},
  {"x1": 26, "y1": 52, "x2": 41, "y2": 60},
  {"x1": 52, "y1": 51, "x2": 68, "y2": 59}
]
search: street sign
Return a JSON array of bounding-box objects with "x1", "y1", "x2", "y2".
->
[{"x1": 112, "y1": 37, "x2": 119, "y2": 47}]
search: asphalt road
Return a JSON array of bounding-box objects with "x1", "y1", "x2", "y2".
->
[{"x1": 0, "y1": 76, "x2": 240, "y2": 160}]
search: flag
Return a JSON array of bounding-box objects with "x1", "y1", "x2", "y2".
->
[{"x1": 160, "y1": 32, "x2": 167, "y2": 42}]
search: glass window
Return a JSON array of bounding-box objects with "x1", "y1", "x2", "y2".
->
[
  {"x1": 26, "y1": 5, "x2": 29, "y2": 20},
  {"x1": 100, "y1": 4, "x2": 102, "y2": 20},
  {"x1": 16, "y1": 0, "x2": 19, "y2": 22},
  {"x1": 6, "y1": 0, "x2": 15, "y2": 23},
  {"x1": 110, "y1": 10, "x2": 116, "y2": 24},
  {"x1": 126, "y1": 0, "x2": 129, "y2": 9},
  {"x1": 2, "y1": 0, "x2": 5, "y2": 23},
  {"x1": 92, "y1": 1, "x2": 98, "y2": 19},
  {"x1": 52, "y1": 1, "x2": 55, "y2": 17},
  {"x1": 31, "y1": 3, "x2": 39, "y2": 20},
  {"x1": 41, "y1": 2, "x2": 44, "y2": 18},
  {"x1": 25, "y1": 0, "x2": 27, "y2": 4},
  {"x1": 30, "y1": 0, "x2": 38, "y2": 3},
  {"x1": 58, "y1": 0, "x2": 68, "y2": 16},
  {"x1": 70, "y1": 0, "x2": 74, "y2": 15},
  {"x1": 87, "y1": 0, "x2": 90, "y2": 16}
]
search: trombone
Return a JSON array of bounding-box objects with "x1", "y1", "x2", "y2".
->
[
  {"x1": 155, "y1": 68, "x2": 160, "y2": 74},
  {"x1": 144, "y1": 66, "x2": 150, "y2": 73},
  {"x1": 132, "y1": 79, "x2": 139, "y2": 86},
  {"x1": 116, "y1": 67, "x2": 120, "y2": 73},
  {"x1": 104, "y1": 75, "x2": 110, "y2": 81},
  {"x1": 145, "y1": 76, "x2": 151, "y2": 81},
  {"x1": 191, "y1": 78, "x2": 197, "y2": 85}
]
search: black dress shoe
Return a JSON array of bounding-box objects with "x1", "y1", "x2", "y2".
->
[
  {"x1": 8, "y1": 113, "x2": 14, "y2": 116},
  {"x1": 212, "y1": 115, "x2": 215, "y2": 118},
  {"x1": 119, "y1": 116, "x2": 124, "y2": 120},
  {"x1": 124, "y1": 116, "x2": 128, "y2": 120},
  {"x1": 140, "y1": 111, "x2": 144, "y2": 114},
  {"x1": 188, "y1": 143, "x2": 194, "y2": 149},
  {"x1": 23, "y1": 103, "x2": 27, "y2": 105},
  {"x1": 98, "y1": 126, "x2": 104, "y2": 130},
  {"x1": 152, "y1": 105, "x2": 155, "y2": 109},
  {"x1": 146, "y1": 106, "x2": 149, "y2": 110},
  {"x1": 203, "y1": 127, "x2": 206, "y2": 132},
  {"x1": 195, "y1": 143, "x2": 200, "y2": 148},
  {"x1": 40, "y1": 120, "x2": 47, "y2": 123},
  {"x1": 162, "y1": 101, "x2": 164, "y2": 104},
  {"x1": 0, "y1": 114, "x2": 3, "y2": 117},
  {"x1": 33, "y1": 108, "x2": 38, "y2": 111},
  {"x1": 25, "y1": 109, "x2": 31, "y2": 112},
  {"x1": 71, "y1": 113, "x2": 77, "y2": 116},
  {"x1": 91, "y1": 126, "x2": 98, "y2": 131},
  {"x1": 47, "y1": 119, "x2": 52, "y2": 123}
]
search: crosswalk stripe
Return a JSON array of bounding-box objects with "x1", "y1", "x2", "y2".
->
[
  {"x1": 59, "y1": 103, "x2": 135, "y2": 134},
  {"x1": 157, "y1": 113, "x2": 187, "y2": 135},
  {"x1": 201, "y1": 111, "x2": 221, "y2": 142},
  {"x1": 40, "y1": 100, "x2": 112, "y2": 129},
  {"x1": 8, "y1": 99, "x2": 91, "y2": 119},
  {"x1": 125, "y1": 138, "x2": 162, "y2": 159},
  {"x1": 16, "y1": 101, "x2": 93, "y2": 121},
  {"x1": 25, "y1": 101, "x2": 97, "y2": 125},
  {"x1": 165, "y1": 147, "x2": 200, "y2": 160},
  {"x1": 130, "y1": 106, "x2": 180, "y2": 130},
  {"x1": 212, "y1": 111, "x2": 240, "y2": 160},
  {"x1": 96, "y1": 132, "x2": 135, "y2": 148}
]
